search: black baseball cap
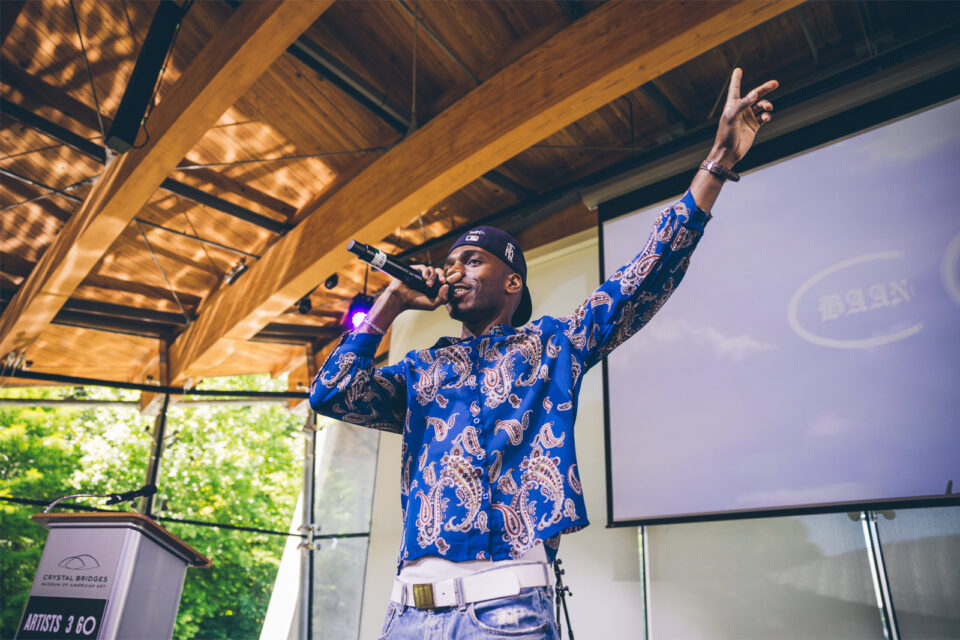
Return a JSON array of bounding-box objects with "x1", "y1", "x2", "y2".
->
[{"x1": 448, "y1": 226, "x2": 532, "y2": 326}]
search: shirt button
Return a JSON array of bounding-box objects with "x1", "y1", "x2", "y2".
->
[{"x1": 473, "y1": 418, "x2": 480, "y2": 425}]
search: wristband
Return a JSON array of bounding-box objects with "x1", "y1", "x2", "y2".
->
[{"x1": 699, "y1": 160, "x2": 740, "y2": 183}]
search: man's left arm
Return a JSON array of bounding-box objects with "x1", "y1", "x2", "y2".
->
[{"x1": 564, "y1": 69, "x2": 777, "y2": 369}]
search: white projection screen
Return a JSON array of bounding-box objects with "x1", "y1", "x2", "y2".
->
[{"x1": 601, "y1": 98, "x2": 960, "y2": 526}]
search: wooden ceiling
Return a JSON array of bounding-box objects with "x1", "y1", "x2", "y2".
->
[{"x1": 2, "y1": 0, "x2": 959, "y2": 393}]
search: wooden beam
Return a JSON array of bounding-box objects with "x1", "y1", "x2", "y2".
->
[
  {"x1": 167, "y1": 0, "x2": 802, "y2": 383},
  {"x1": 0, "y1": 0, "x2": 333, "y2": 359}
]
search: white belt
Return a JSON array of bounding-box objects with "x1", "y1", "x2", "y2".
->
[{"x1": 391, "y1": 563, "x2": 551, "y2": 610}]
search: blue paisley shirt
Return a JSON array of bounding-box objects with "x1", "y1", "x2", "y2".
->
[{"x1": 310, "y1": 191, "x2": 709, "y2": 570}]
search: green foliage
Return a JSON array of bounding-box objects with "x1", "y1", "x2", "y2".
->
[
  {"x1": 0, "y1": 376, "x2": 304, "y2": 639},
  {"x1": 0, "y1": 403, "x2": 85, "y2": 635}
]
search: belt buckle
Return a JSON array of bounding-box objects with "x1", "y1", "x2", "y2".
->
[{"x1": 412, "y1": 583, "x2": 435, "y2": 609}]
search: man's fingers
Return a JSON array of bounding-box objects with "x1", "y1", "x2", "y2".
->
[
  {"x1": 436, "y1": 283, "x2": 450, "y2": 305},
  {"x1": 751, "y1": 79, "x2": 779, "y2": 100},
  {"x1": 732, "y1": 80, "x2": 777, "y2": 119},
  {"x1": 726, "y1": 67, "x2": 742, "y2": 103}
]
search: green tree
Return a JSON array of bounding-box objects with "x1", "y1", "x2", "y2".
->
[
  {"x1": 0, "y1": 376, "x2": 304, "y2": 639},
  {"x1": 0, "y1": 402, "x2": 85, "y2": 635}
]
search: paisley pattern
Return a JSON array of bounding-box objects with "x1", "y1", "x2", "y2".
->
[
  {"x1": 309, "y1": 191, "x2": 709, "y2": 568},
  {"x1": 537, "y1": 422, "x2": 565, "y2": 449},
  {"x1": 494, "y1": 410, "x2": 533, "y2": 446}
]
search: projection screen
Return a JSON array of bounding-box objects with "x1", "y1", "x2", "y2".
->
[{"x1": 601, "y1": 98, "x2": 960, "y2": 526}]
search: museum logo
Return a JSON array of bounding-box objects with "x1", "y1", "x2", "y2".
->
[{"x1": 57, "y1": 554, "x2": 100, "y2": 571}]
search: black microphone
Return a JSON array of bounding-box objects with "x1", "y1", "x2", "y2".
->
[
  {"x1": 105, "y1": 484, "x2": 157, "y2": 505},
  {"x1": 346, "y1": 241, "x2": 441, "y2": 297}
]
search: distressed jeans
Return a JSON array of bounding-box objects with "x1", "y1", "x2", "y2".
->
[{"x1": 378, "y1": 586, "x2": 560, "y2": 639}]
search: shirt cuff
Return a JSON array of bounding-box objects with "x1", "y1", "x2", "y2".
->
[
  {"x1": 338, "y1": 330, "x2": 384, "y2": 358},
  {"x1": 681, "y1": 190, "x2": 712, "y2": 231}
]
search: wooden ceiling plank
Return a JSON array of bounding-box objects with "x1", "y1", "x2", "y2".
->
[
  {"x1": 167, "y1": 0, "x2": 802, "y2": 383},
  {"x1": 1, "y1": 65, "x2": 299, "y2": 223},
  {"x1": 0, "y1": 56, "x2": 107, "y2": 139},
  {"x1": 0, "y1": 0, "x2": 334, "y2": 359}
]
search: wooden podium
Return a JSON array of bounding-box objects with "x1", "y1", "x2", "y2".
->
[{"x1": 15, "y1": 513, "x2": 209, "y2": 640}]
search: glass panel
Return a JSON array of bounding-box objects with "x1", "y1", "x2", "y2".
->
[
  {"x1": 313, "y1": 421, "x2": 380, "y2": 535},
  {"x1": 310, "y1": 421, "x2": 380, "y2": 639},
  {"x1": 876, "y1": 506, "x2": 960, "y2": 639},
  {"x1": 311, "y1": 536, "x2": 370, "y2": 640},
  {"x1": 646, "y1": 513, "x2": 883, "y2": 639}
]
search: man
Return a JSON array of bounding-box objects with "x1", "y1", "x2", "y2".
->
[{"x1": 311, "y1": 68, "x2": 777, "y2": 639}]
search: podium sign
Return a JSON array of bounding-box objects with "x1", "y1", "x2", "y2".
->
[{"x1": 16, "y1": 513, "x2": 209, "y2": 640}]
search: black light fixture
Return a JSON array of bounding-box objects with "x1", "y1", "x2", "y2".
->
[
  {"x1": 105, "y1": 0, "x2": 184, "y2": 153},
  {"x1": 324, "y1": 273, "x2": 339, "y2": 289},
  {"x1": 296, "y1": 295, "x2": 312, "y2": 315}
]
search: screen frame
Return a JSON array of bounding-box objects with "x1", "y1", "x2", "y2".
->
[{"x1": 599, "y1": 70, "x2": 960, "y2": 528}]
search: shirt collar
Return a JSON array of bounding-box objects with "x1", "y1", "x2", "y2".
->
[{"x1": 431, "y1": 323, "x2": 516, "y2": 348}]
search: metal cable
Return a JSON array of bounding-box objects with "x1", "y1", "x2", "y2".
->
[
  {"x1": 134, "y1": 218, "x2": 192, "y2": 325},
  {"x1": 0, "y1": 174, "x2": 100, "y2": 211},
  {"x1": 68, "y1": 0, "x2": 107, "y2": 141},
  {"x1": 133, "y1": 218, "x2": 261, "y2": 260},
  {"x1": 171, "y1": 145, "x2": 395, "y2": 170},
  {"x1": 181, "y1": 206, "x2": 225, "y2": 276},
  {"x1": 708, "y1": 42, "x2": 746, "y2": 121}
]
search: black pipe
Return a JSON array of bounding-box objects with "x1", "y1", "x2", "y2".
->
[
  {"x1": 158, "y1": 178, "x2": 290, "y2": 235},
  {"x1": 0, "y1": 166, "x2": 85, "y2": 202},
  {"x1": 6, "y1": 369, "x2": 308, "y2": 398},
  {"x1": 0, "y1": 97, "x2": 107, "y2": 162},
  {"x1": 0, "y1": 496, "x2": 369, "y2": 540},
  {"x1": 144, "y1": 393, "x2": 170, "y2": 517}
]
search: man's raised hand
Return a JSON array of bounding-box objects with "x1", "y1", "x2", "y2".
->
[{"x1": 712, "y1": 68, "x2": 778, "y2": 168}]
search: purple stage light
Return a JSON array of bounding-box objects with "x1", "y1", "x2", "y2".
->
[
  {"x1": 345, "y1": 293, "x2": 374, "y2": 331},
  {"x1": 350, "y1": 310, "x2": 368, "y2": 329}
]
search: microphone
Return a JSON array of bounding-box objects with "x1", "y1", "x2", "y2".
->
[
  {"x1": 346, "y1": 241, "x2": 440, "y2": 297},
  {"x1": 105, "y1": 484, "x2": 157, "y2": 505}
]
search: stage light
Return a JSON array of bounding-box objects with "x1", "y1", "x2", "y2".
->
[
  {"x1": 324, "y1": 273, "x2": 339, "y2": 289},
  {"x1": 296, "y1": 296, "x2": 312, "y2": 315},
  {"x1": 346, "y1": 293, "x2": 374, "y2": 330}
]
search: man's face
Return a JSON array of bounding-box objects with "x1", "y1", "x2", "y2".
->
[{"x1": 443, "y1": 246, "x2": 520, "y2": 323}]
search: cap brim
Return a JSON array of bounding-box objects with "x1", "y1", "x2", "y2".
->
[{"x1": 511, "y1": 286, "x2": 533, "y2": 326}]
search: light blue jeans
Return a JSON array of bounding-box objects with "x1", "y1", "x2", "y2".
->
[{"x1": 378, "y1": 586, "x2": 560, "y2": 639}]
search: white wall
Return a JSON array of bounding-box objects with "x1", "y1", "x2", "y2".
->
[{"x1": 358, "y1": 229, "x2": 646, "y2": 639}]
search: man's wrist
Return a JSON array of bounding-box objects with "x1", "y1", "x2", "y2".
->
[
  {"x1": 705, "y1": 147, "x2": 739, "y2": 168},
  {"x1": 356, "y1": 294, "x2": 401, "y2": 335}
]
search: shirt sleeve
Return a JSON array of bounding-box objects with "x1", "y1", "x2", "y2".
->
[
  {"x1": 559, "y1": 190, "x2": 711, "y2": 370},
  {"x1": 309, "y1": 331, "x2": 408, "y2": 434}
]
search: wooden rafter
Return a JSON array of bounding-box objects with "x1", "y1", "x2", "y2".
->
[
  {"x1": 167, "y1": 0, "x2": 803, "y2": 383},
  {"x1": 0, "y1": 0, "x2": 334, "y2": 359}
]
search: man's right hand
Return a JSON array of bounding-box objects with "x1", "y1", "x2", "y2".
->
[
  {"x1": 383, "y1": 265, "x2": 449, "y2": 311},
  {"x1": 358, "y1": 265, "x2": 449, "y2": 334}
]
